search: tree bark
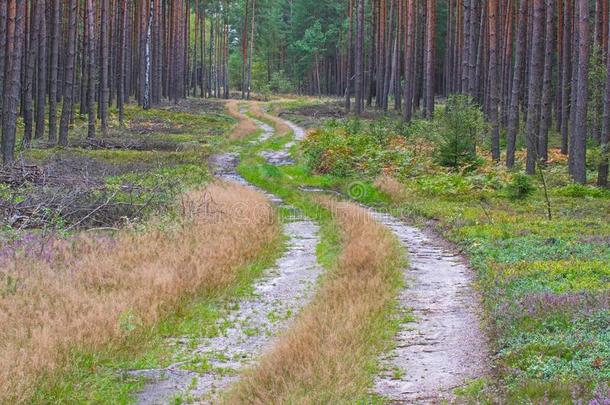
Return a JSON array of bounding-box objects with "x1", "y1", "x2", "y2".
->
[
  {"x1": 560, "y1": 0, "x2": 572, "y2": 154},
  {"x1": 23, "y1": 0, "x2": 38, "y2": 146},
  {"x1": 1, "y1": 0, "x2": 25, "y2": 164},
  {"x1": 355, "y1": 0, "x2": 365, "y2": 115},
  {"x1": 524, "y1": 0, "x2": 544, "y2": 175},
  {"x1": 86, "y1": 0, "x2": 96, "y2": 139},
  {"x1": 423, "y1": 0, "x2": 435, "y2": 118},
  {"x1": 47, "y1": 0, "x2": 60, "y2": 143},
  {"x1": 570, "y1": 0, "x2": 589, "y2": 183},
  {"x1": 345, "y1": 0, "x2": 353, "y2": 111},
  {"x1": 599, "y1": 7, "x2": 610, "y2": 187},
  {"x1": 59, "y1": 0, "x2": 78, "y2": 146},
  {"x1": 403, "y1": 0, "x2": 415, "y2": 121},
  {"x1": 0, "y1": 0, "x2": 8, "y2": 113},
  {"x1": 488, "y1": 0, "x2": 500, "y2": 161},
  {"x1": 537, "y1": 0, "x2": 554, "y2": 163},
  {"x1": 506, "y1": 0, "x2": 528, "y2": 168}
]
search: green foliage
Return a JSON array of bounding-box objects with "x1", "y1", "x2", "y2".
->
[
  {"x1": 434, "y1": 95, "x2": 487, "y2": 169},
  {"x1": 415, "y1": 174, "x2": 473, "y2": 198},
  {"x1": 555, "y1": 184, "x2": 610, "y2": 199},
  {"x1": 300, "y1": 119, "x2": 413, "y2": 178},
  {"x1": 268, "y1": 70, "x2": 294, "y2": 94},
  {"x1": 506, "y1": 173, "x2": 536, "y2": 200}
]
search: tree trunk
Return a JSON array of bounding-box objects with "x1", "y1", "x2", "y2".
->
[
  {"x1": 143, "y1": 0, "x2": 153, "y2": 109},
  {"x1": 59, "y1": 0, "x2": 78, "y2": 146},
  {"x1": 524, "y1": 0, "x2": 544, "y2": 175},
  {"x1": 86, "y1": 0, "x2": 96, "y2": 139},
  {"x1": 403, "y1": 0, "x2": 415, "y2": 121},
  {"x1": 570, "y1": 0, "x2": 589, "y2": 183},
  {"x1": 118, "y1": 0, "x2": 126, "y2": 127},
  {"x1": 100, "y1": 0, "x2": 110, "y2": 136},
  {"x1": 23, "y1": 0, "x2": 38, "y2": 146},
  {"x1": 48, "y1": 0, "x2": 60, "y2": 143},
  {"x1": 537, "y1": 0, "x2": 554, "y2": 163},
  {"x1": 345, "y1": 0, "x2": 353, "y2": 111},
  {"x1": 423, "y1": 0, "x2": 435, "y2": 117},
  {"x1": 488, "y1": 0, "x2": 500, "y2": 161},
  {"x1": 0, "y1": 1, "x2": 7, "y2": 113},
  {"x1": 1, "y1": 0, "x2": 25, "y2": 164},
  {"x1": 247, "y1": 0, "x2": 256, "y2": 100},
  {"x1": 35, "y1": 0, "x2": 46, "y2": 140},
  {"x1": 560, "y1": 0, "x2": 572, "y2": 154},
  {"x1": 355, "y1": 0, "x2": 365, "y2": 115},
  {"x1": 598, "y1": 7, "x2": 610, "y2": 187}
]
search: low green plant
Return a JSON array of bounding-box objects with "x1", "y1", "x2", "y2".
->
[
  {"x1": 506, "y1": 173, "x2": 536, "y2": 200},
  {"x1": 434, "y1": 94, "x2": 487, "y2": 169}
]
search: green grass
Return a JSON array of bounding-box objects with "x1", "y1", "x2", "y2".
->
[
  {"x1": 235, "y1": 123, "x2": 406, "y2": 403},
  {"x1": 292, "y1": 111, "x2": 610, "y2": 403}
]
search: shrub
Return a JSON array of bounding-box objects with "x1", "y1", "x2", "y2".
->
[
  {"x1": 416, "y1": 173, "x2": 473, "y2": 198},
  {"x1": 556, "y1": 184, "x2": 610, "y2": 199},
  {"x1": 268, "y1": 70, "x2": 294, "y2": 94},
  {"x1": 434, "y1": 94, "x2": 487, "y2": 169},
  {"x1": 506, "y1": 173, "x2": 536, "y2": 200},
  {"x1": 301, "y1": 120, "x2": 413, "y2": 178}
]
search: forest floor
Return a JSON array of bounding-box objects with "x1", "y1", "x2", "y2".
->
[{"x1": 1, "y1": 97, "x2": 608, "y2": 404}]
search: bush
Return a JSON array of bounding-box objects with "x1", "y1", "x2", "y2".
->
[
  {"x1": 415, "y1": 173, "x2": 473, "y2": 198},
  {"x1": 300, "y1": 120, "x2": 413, "y2": 178},
  {"x1": 268, "y1": 70, "x2": 294, "y2": 94},
  {"x1": 506, "y1": 173, "x2": 536, "y2": 200},
  {"x1": 556, "y1": 184, "x2": 610, "y2": 199},
  {"x1": 434, "y1": 95, "x2": 487, "y2": 169}
]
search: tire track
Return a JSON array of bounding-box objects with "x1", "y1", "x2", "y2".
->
[
  {"x1": 129, "y1": 104, "x2": 323, "y2": 404},
  {"x1": 278, "y1": 114, "x2": 489, "y2": 404}
]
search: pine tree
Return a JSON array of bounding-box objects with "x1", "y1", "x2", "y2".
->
[{"x1": 58, "y1": 0, "x2": 78, "y2": 146}]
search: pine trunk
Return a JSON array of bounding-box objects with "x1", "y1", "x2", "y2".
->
[
  {"x1": 571, "y1": 0, "x2": 589, "y2": 183},
  {"x1": 48, "y1": 0, "x2": 60, "y2": 143},
  {"x1": 488, "y1": 0, "x2": 500, "y2": 161},
  {"x1": 59, "y1": 0, "x2": 78, "y2": 146},
  {"x1": 524, "y1": 0, "x2": 544, "y2": 175},
  {"x1": 423, "y1": 0, "x2": 435, "y2": 117},
  {"x1": 598, "y1": 8, "x2": 610, "y2": 187},
  {"x1": 537, "y1": 0, "x2": 554, "y2": 163},
  {"x1": 1, "y1": 0, "x2": 25, "y2": 164}
]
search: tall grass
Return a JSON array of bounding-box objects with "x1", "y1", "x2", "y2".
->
[
  {"x1": 224, "y1": 197, "x2": 404, "y2": 404},
  {"x1": 225, "y1": 100, "x2": 258, "y2": 139},
  {"x1": 0, "y1": 182, "x2": 279, "y2": 404},
  {"x1": 249, "y1": 102, "x2": 292, "y2": 137}
]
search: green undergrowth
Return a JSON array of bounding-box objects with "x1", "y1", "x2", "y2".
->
[
  {"x1": 296, "y1": 112, "x2": 610, "y2": 403},
  {"x1": 30, "y1": 222, "x2": 286, "y2": 404},
  {"x1": 2, "y1": 100, "x2": 235, "y2": 242}
]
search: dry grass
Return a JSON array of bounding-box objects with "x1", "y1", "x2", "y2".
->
[
  {"x1": 226, "y1": 100, "x2": 258, "y2": 140},
  {"x1": 249, "y1": 102, "x2": 292, "y2": 137},
  {"x1": 0, "y1": 182, "x2": 279, "y2": 404},
  {"x1": 224, "y1": 198, "x2": 403, "y2": 404},
  {"x1": 374, "y1": 175, "x2": 409, "y2": 203}
]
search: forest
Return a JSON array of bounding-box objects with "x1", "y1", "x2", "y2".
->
[{"x1": 0, "y1": 0, "x2": 609, "y2": 404}]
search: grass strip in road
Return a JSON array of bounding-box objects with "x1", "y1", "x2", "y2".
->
[{"x1": 230, "y1": 144, "x2": 405, "y2": 403}]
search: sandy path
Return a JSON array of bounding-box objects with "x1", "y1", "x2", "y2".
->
[
  {"x1": 129, "y1": 104, "x2": 322, "y2": 404},
  {"x1": 369, "y1": 211, "x2": 489, "y2": 403},
  {"x1": 278, "y1": 114, "x2": 489, "y2": 404}
]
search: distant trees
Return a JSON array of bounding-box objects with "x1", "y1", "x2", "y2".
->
[
  {"x1": 335, "y1": 0, "x2": 610, "y2": 185},
  {"x1": 0, "y1": 0, "x2": 236, "y2": 164}
]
